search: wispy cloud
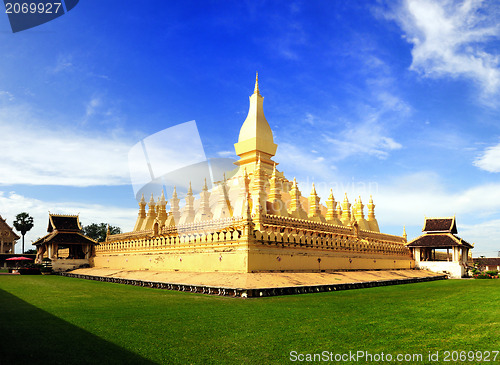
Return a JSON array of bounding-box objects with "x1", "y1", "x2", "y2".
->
[
  {"x1": 0, "y1": 191, "x2": 137, "y2": 252},
  {"x1": 323, "y1": 121, "x2": 402, "y2": 160},
  {"x1": 216, "y1": 150, "x2": 236, "y2": 158},
  {"x1": 274, "y1": 142, "x2": 337, "y2": 182},
  {"x1": 321, "y1": 89, "x2": 407, "y2": 160},
  {"x1": 0, "y1": 103, "x2": 133, "y2": 186},
  {"x1": 391, "y1": 0, "x2": 500, "y2": 102},
  {"x1": 49, "y1": 54, "x2": 74, "y2": 74},
  {"x1": 0, "y1": 91, "x2": 15, "y2": 101},
  {"x1": 474, "y1": 141, "x2": 500, "y2": 172}
]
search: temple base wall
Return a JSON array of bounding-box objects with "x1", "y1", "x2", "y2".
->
[
  {"x1": 93, "y1": 244, "x2": 414, "y2": 273},
  {"x1": 248, "y1": 245, "x2": 413, "y2": 272},
  {"x1": 93, "y1": 244, "x2": 250, "y2": 273}
]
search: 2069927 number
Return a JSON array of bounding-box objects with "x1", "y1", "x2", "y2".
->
[
  {"x1": 443, "y1": 350, "x2": 499, "y2": 362},
  {"x1": 5, "y1": 2, "x2": 62, "y2": 14}
]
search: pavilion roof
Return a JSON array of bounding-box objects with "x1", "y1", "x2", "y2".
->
[
  {"x1": 0, "y1": 215, "x2": 20, "y2": 240},
  {"x1": 407, "y1": 233, "x2": 473, "y2": 249},
  {"x1": 422, "y1": 217, "x2": 457, "y2": 234},
  {"x1": 33, "y1": 231, "x2": 97, "y2": 246},
  {"x1": 47, "y1": 214, "x2": 82, "y2": 233}
]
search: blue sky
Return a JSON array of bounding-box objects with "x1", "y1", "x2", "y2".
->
[{"x1": 0, "y1": 0, "x2": 499, "y2": 257}]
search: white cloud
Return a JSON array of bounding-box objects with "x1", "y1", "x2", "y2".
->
[
  {"x1": 393, "y1": 0, "x2": 500, "y2": 99},
  {"x1": 0, "y1": 91, "x2": 14, "y2": 102},
  {"x1": 0, "y1": 103, "x2": 133, "y2": 186},
  {"x1": 0, "y1": 190, "x2": 137, "y2": 254},
  {"x1": 216, "y1": 150, "x2": 236, "y2": 158},
  {"x1": 474, "y1": 142, "x2": 500, "y2": 172},
  {"x1": 460, "y1": 219, "x2": 500, "y2": 256},
  {"x1": 274, "y1": 142, "x2": 337, "y2": 182},
  {"x1": 85, "y1": 96, "x2": 101, "y2": 118},
  {"x1": 370, "y1": 172, "x2": 500, "y2": 255},
  {"x1": 323, "y1": 119, "x2": 403, "y2": 160},
  {"x1": 51, "y1": 54, "x2": 74, "y2": 74}
]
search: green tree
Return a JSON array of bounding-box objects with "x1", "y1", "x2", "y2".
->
[
  {"x1": 82, "y1": 223, "x2": 121, "y2": 243},
  {"x1": 13, "y1": 212, "x2": 34, "y2": 254}
]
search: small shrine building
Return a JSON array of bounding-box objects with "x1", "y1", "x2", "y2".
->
[
  {"x1": 406, "y1": 217, "x2": 473, "y2": 278},
  {"x1": 95, "y1": 75, "x2": 414, "y2": 273},
  {"x1": 0, "y1": 215, "x2": 19, "y2": 254},
  {"x1": 33, "y1": 214, "x2": 97, "y2": 272}
]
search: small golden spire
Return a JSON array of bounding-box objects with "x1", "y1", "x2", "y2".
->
[
  {"x1": 311, "y1": 183, "x2": 316, "y2": 195},
  {"x1": 254, "y1": 72, "x2": 260, "y2": 95}
]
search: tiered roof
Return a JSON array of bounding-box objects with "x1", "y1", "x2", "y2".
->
[
  {"x1": 422, "y1": 217, "x2": 457, "y2": 233},
  {"x1": 33, "y1": 214, "x2": 96, "y2": 247},
  {"x1": 0, "y1": 215, "x2": 20, "y2": 240},
  {"x1": 407, "y1": 217, "x2": 472, "y2": 249}
]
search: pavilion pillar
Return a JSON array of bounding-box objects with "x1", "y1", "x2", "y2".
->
[
  {"x1": 0, "y1": 238, "x2": 4, "y2": 254},
  {"x1": 414, "y1": 248, "x2": 421, "y2": 263}
]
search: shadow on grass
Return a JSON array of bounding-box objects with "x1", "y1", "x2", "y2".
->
[{"x1": 0, "y1": 288, "x2": 157, "y2": 365}]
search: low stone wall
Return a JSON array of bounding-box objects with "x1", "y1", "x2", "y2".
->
[{"x1": 52, "y1": 259, "x2": 89, "y2": 272}]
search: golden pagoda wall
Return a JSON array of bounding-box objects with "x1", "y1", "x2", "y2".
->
[{"x1": 94, "y1": 214, "x2": 414, "y2": 273}]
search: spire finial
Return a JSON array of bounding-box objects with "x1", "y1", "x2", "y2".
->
[
  {"x1": 311, "y1": 183, "x2": 316, "y2": 195},
  {"x1": 254, "y1": 72, "x2": 260, "y2": 95}
]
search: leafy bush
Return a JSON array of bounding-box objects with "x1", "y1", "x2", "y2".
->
[{"x1": 473, "y1": 272, "x2": 499, "y2": 279}]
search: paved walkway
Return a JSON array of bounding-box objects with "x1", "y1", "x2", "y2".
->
[{"x1": 70, "y1": 268, "x2": 442, "y2": 289}]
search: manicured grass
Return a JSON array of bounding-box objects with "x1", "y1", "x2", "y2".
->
[{"x1": 0, "y1": 276, "x2": 499, "y2": 364}]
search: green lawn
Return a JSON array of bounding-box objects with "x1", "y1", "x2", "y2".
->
[{"x1": 0, "y1": 276, "x2": 498, "y2": 364}]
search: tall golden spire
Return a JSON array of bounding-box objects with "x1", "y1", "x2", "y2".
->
[
  {"x1": 367, "y1": 195, "x2": 380, "y2": 232},
  {"x1": 234, "y1": 73, "x2": 277, "y2": 171},
  {"x1": 254, "y1": 72, "x2": 260, "y2": 95}
]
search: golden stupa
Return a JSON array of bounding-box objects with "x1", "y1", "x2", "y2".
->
[{"x1": 94, "y1": 75, "x2": 413, "y2": 273}]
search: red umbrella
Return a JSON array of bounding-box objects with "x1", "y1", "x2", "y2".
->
[{"x1": 5, "y1": 257, "x2": 33, "y2": 261}]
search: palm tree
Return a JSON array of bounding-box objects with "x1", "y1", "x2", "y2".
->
[{"x1": 13, "y1": 212, "x2": 34, "y2": 254}]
